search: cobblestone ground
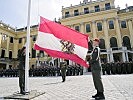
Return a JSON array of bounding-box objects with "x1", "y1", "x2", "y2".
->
[{"x1": 0, "y1": 73, "x2": 133, "y2": 100}]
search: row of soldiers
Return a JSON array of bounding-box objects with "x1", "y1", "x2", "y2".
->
[
  {"x1": 0, "y1": 65, "x2": 83, "y2": 77},
  {"x1": 101, "y1": 61, "x2": 133, "y2": 75}
]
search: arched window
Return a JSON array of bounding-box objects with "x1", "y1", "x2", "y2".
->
[
  {"x1": 32, "y1": 48, "x2": 36, "y2": 58},
  {"x1": 75, "y1": 26, "x2": 80, "y2": 32},
  {"x1": 99, "y1": 39, "x2": 106, "y2": 49},
  {"x1": 123, "y1": 36, "x2": 131, "y2": 50},
  {"x1": 108, "y1": 20, "x2": 114, "y2": 29},
  {"x1": 86, "y1": 24, "x2": 91, "y2": 33},
  {"x1": 110, "y1": 37, "x2": 118, "y2": 50},
  {"x1": 9, "y1": 51, "x2": 12, "y2": 59},
  {"x1": 97, "y1": 22, "x2": 102, "y2": 31}
]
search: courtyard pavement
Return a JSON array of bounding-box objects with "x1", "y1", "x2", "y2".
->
[{"x1": 0, "y1": 73, "x2": 133, "y2": 100}]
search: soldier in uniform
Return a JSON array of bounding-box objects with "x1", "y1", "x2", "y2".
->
[
  {"x1": 111, "y1": 62, "x2": 116, "y2": 75},
  {"x1": 101, "y1": 62, "x2": 106, "y2": 75},
  {"x1": 60, "y1": 61, "x2": 67, "y2": 82},
  {"x1": 127, "y1": 61, "x2": 132, "y2": 74},
  {"x1": 105, "y1": 62, "x2": 111, "y2": 75},
  {"x1": 88, "y1": 38, "x2": 105, "y2": 100},
  {"x1": 17, "y1": 46, "x2": 26, "y2": 94},
  {"x1": 121, "y1": 62, "x2": 126, "y2": 74},
  {"x1": 131, "y1": 61, "x2": 133, "y2": 73}
]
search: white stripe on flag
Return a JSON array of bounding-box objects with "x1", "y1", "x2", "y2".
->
[{"x1": 36, "y1": 31, "x2": 88, "y2": 60}]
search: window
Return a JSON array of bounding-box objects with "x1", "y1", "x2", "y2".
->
[
  {"x1": 2, "y1": 34, "x2": 7, "y2": 40},
  {"x1": 32, "y1": 35, "x2": 36, "y2": 41},
  {"x1": 84, "y1": 7, "x2": 89, "y2": 14},
  {"x1": 86, "y1": 24, "x2": 91, "y2": 32},
  {"x1": 105, "y1": 3, "x2": 111, "y2": 10},
  {"x1": 9, "y1": 51, "x2": 12, "y2": 59},
  {"x1": 74, "y1": 10, "x2": 79, "y2": 16},
  {"x1": 123, "y1": 36, "x2": 131, "y2": 50},
  {"x1": 108, "y1": 20, "x2": 114, "y2": 29},
  {"x1": 97, "y1": 22, "x2": 102, "y2": 31},
  {"x1": 19, "y1": 38, "x2": 22, "y2": 43},
  {"x1": 75, "y1": 26, "x2": 80, "y2": 32},
  {"x1": 95, "y1": 5, "x2": 100, "y2": 12},
  {"x1": 121, "y1": 21, "x2": 127, "y2": 28},
  {"x1": 1, "y1": 49, "x2": 5, "y2": 58},
  {"x1": 32, "y1": 48, "x2": 36, "y2": 58},
  {"x1": 10, "y1": 37, "x2": 13, "y2": 43},
  {"x1": 40, "y1": 50, "x2": 44, "y2": 57},
  {"x1": 65, "y1": 12, "x2": 70, "y2": 18}
]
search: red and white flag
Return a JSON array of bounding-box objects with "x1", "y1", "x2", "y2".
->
[{"x1": 34, "y1": 16, "x2": 89, "y2": 67}]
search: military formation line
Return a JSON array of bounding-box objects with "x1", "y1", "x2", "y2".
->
[
  {"x1": 0, "y1": 65, "x2": 83, "y2": 77},
  {"x1": 101, "y1": 61, "x2": 133, "y2": 75}
]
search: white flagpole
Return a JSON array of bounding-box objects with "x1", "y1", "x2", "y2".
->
[{"x1": 25, "y1": 0, "x2": 31, "y2": 93}]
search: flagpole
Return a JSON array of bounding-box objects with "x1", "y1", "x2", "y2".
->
[{"x1": 25, "y1": 0, "x2": 31, "y2": 93}]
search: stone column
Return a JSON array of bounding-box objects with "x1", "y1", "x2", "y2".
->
[
  {"x1": 103, "y1": 18, "x2": 110, "y2": 49},
  {"x1": 69, "y1": 60, "x2": 73, "y2": 65},
  {"x1": 125, "y1": 47, "x2": 129, "y2": 62},
  {"x1": 5, "y1": 36, "x2": 10, "y2": 57},
  {"x1": 92, "y1": 21, "x2": 97, "y2": 38},
  {"x1": 70, "y1": 24, "x2": 74, "y2": 29},
  {"x1": 109, "y1": 48, "x2": 114, "y2": 62},
  {"x1": 83, "y1": 67, "x2": 88, "y2": 72},
  {"x1": 0, "y1": 34, "x2": 2, "y2": 56},
  {"x1": 6, "y1": 63, "x2": 9, "y2": 69},
  {"x1": 122, "y1": 47, "x2": 126, "y2": 62},
  {"x1": 127, "y1": 19, "x2": 133, "y2": 48},
  {"x1": 22, "y1": 37, "x2": 25, "y2": 46},
  {"x1": 13, "y1": 39, "x2": 18, "y2": 58},
  {"x1": 115, "y1": 17, "x2": 122, "y2": 47},
  {"x1": 80, "y1": 22, "x2": 84, "y2": 33},
  {"x1": 107, "y1": 53, "x2": 110, "y2": 63}
]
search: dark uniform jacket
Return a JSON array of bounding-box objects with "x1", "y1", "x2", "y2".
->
[
  {"x1": 89, "y1": 46, "x2": 101, "y2": 70},
  {"x1": 18, "y1": 47, "x2": 26, "y2": 70}
]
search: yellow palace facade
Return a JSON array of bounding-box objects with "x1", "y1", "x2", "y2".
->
[
  {"x1": 0, "y1": 0, "x2": 133, "y2": 69},
  {"x1": 60, "y1": 0, "x2": 133, "y2": 63}
]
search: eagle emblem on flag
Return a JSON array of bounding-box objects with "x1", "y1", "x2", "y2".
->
[{"x1": 60, "y1": 40, "x2": 75, "y2": 54}]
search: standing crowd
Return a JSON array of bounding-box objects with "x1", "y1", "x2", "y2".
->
[
  {"x1": 101, "y1": 61, "x2": 133, "y2": 75},
  {"x1": 0, "y1": 65, "x2": 83, "y2": 77}
]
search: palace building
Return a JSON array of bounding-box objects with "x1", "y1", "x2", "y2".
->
[
  {"x1": 0, "y1": 0, "x2": 133, "y2": 70},
  {"x1": 60, "y1": 0, "x2": 133, "y2": 63}
]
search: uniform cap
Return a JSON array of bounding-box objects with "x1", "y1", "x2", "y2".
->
[{"x1": 93, "y1": 38, "x2": 100, "y2": 43}]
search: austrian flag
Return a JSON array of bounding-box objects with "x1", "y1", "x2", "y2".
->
[{"x1": 34, "y1": 16, "x2": 89, "y2": 67}]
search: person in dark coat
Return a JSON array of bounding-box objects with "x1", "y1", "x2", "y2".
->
[
  {"x1": 116, "y1": 61, "x2": 121, "y2": 74},
  {"x1": 101, "y1": 62, "x2": 106, "y2": 75},
  {"x1": 17, "y1": 46, "x2": 26, "y2": 94},
  {"x1": 111, "y1": 62, "x2": 116, "y2": 74},
  {"x1": 60, "y1": 61, "x2": 67, "y2": 82},
  {"x1": 127, "y1": 61, "x2": 132, "y2": 74},
  {"x1": 131, "y1": 61, "x2": 133, "y2": 73},
  {"x1": 88, "y1": 38, "x2": 105, "y2": 100},
  {"x1": 105, "y1": 62, "x2": 111, "y2": 75},
  {"x1": 121, "y1": 62, "x2": 127, "y2": 74}
]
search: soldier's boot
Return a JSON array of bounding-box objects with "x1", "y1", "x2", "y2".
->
[
  {"x1": 62, "y1": 77, "x2": 65, "y2": 82},
  {"x1": 20, "y1": 89, "x2": 25, "y2": 95},
  {"x1": 20, "y1": 86, "x2": 25, "y2": 95},
  {"x1": 95, "y1": 92, "x2": 105, "y2": 100},
  {"x1": 92, "y1": 92, "x2": 99, "y2": 98}
]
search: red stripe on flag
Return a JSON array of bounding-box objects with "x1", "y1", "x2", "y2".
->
[
  {"x1": 34, "y1": 44, "x2": 89, "y2": 67},
  {"x1": 39, "y1": 16, "x2": 88, "y2": 48}
]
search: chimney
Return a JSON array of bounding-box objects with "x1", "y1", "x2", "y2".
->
[
  {"x1": 125, "y1": 3, "x2": 128, "y2": 9},
  {"x1": 83, "y1": 0, "x2": 88, "y2": 3},
  {"x1": 117, "y1": 5, "x2": 120, "y2": 10}
]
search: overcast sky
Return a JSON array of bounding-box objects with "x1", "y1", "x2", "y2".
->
[{"x1": 0, "y1": 0, "x2": 132, "y2": 28}]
